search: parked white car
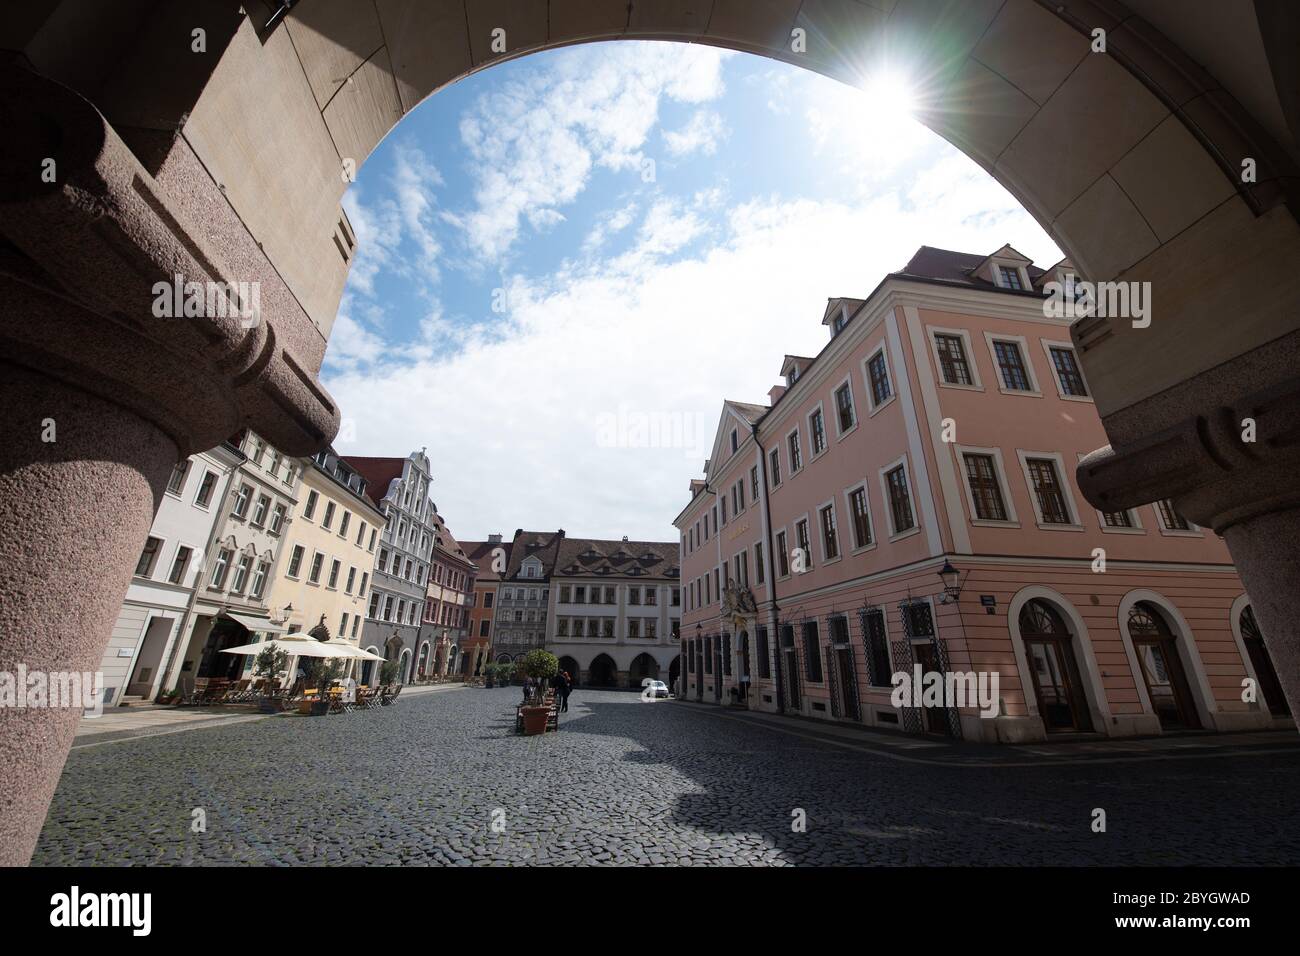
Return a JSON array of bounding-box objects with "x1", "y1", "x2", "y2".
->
[{"x1": 643, "y1": 679, "x2": 670, "y2": 699}]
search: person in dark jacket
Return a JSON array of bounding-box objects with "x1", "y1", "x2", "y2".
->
[{"x1": 558, "y1": 671, "x2": 572, "y2": 713}]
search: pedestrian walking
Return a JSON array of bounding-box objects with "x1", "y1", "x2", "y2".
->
[{"x1": 559, "y1": 670, "x2": 572, "y2": 713}]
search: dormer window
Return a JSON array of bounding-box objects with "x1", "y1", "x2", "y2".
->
[
  {"x1": 832, "y1": 312, "x2": 846, "y2": 335},
  {"x1": 997, "y1": 265, "x2": 1023, "y2": 290},
  {"x1": 730, "y1": 429, "x2": 738, "y2": 453},
  {"x1": 787, "y1": 367, "x2": 799, "y2": 386}
]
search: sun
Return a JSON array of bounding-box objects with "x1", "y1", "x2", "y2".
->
[{"x1": 857, "y1": 68, "x2": 919, "y2": 132}]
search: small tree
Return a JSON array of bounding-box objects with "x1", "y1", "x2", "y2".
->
[
  {"x1": 518, "y1": 650, "x2": 558, "y2": 700},
  {"x1": 380, "y1": 659, "x2": 400, "y2": 685},
  {"x1": 303, "y1": 656, "x2": 344, "y2": 689},
  {"x1": 253, "y1": 644, "x2": 289, "y2": 685},
  {"x1": 497, "y1": 662, "x2": 516, "y2": 685}
]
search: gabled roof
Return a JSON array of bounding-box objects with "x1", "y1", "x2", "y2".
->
[
  {"x1": 821, "y1": 296, "x2": 865, "y2": 326},
  {"x1": 725, "y1": 399, "x2": 766, "y2": 426},
  {"x1": 461, "y1": 539, "x2": 512, "y2": 581},
  {"x1": 894, "y1": 245, "x2": 1045, "y2": 294},
  {"x1": 780, "y1": 354, "x2": 814, "y2": 377},
  {"x1": 342, "y1": 456, "x2": 405, "y2": 508},
  {"x1": 505, "y1": 529, "x2": 565, "y2": 582},
  {"x1": 553, "y1": 537, "x2": 679, "y2": 580},
  {"x1": 430, "y1": 516, "x2": 473, "y2": 566}
]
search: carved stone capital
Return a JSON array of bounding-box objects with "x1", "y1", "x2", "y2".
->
[{"x1": 0, "y1": 63, "x2": 338, "y2": 458}]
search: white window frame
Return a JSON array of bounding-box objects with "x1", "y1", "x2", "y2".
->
[
  {"x1": 830, "y1": 375, "x2": 859, "y2": 439},
  {"x1": 807, "y1": 401, "x2": 829, "y2": 460},
  {"x1": 774, "y1": 527, "x2": 791, "y2": 580},
  {"x1": 862, "y1": 342, "x2": 897, "y2": 415},
  {"x1": 1152, "y1": 499, "x2": 1204, "y2": 537},
  {"x1": 1040, "y1": 339, "x2": 1093, "y2": 402},
  {"x1": 927, "y1": 325, "x2": 983, "y2": 390},
  {"x1": 983, "y1": 332, "x2": 1042, "y2": 396},
  {"x1": 785, "y1": 426, "x2": 804, "y2": 476},
  {"x1": 877, "y1": 455, "x2": 921, "y2": 541},
  {"x1": 842, "y1": 482, "x2": 877, "y2": 555},
  {"x1": 815, "y1": 498, "x2": 842, "y2": 565},
  {"x1": 954, "y1": 444, "x2": 1020, "y2": 527},
  {"x1": 1014, "y1": 449, "x2": 1084, "y2": 531},
  {"x1": 992, "y1": 261, "x2": 1030, "y2": 290},
  {"x1": 792, "y1": 513, "x2": 813, "y2": 573}
]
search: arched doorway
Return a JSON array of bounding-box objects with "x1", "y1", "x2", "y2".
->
[
  {"x1": 557, "y1": 656, "x2": 580, "y2": 685},
  {"x1": 1127, "y1": 602, "x2": 1201, "y2": 731},
  {"x1": 1018, "y1": 600, "x2": 1093, "y2": 733},
  {"x1": 1239, "y1": 604, "x2": 1291, "y2": 718},
  {"x1": 496, "y1": 653, "x2": 512, "y2": 664},
  {"x1": 360, "y1": 647, "x2": 380, "y2": 686},
  {"x1": 397, "y1": 648, "x2": 412, "y2": 685},
  {"x1": 667, "y1": 654, "x2": 681, "y2": 692},
  {"x1": 416, "y1": 642, "x2": 430, "y2": 681},
  {"x1": 628, "y1": 653, "x2": 659, "y2": 689},
  {"x1": 587, "y1": 654, "x2": 617, "y2": 688}
]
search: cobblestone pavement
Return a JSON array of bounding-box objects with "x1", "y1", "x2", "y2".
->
[{"x1": 33, "y1": 688, "x2": 1300, "y2": 865}]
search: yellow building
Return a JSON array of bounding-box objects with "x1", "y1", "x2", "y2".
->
[{"x1": 265, "y1": 448, "x2": 384, "y2": 674}]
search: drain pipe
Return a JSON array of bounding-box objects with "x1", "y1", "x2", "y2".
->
[{"x1": 753, "y1": 422, "x2": 784, "y2": 715}]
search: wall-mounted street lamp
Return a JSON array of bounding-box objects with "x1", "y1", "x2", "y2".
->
[{"x1": 937, "y1": 560, "x2": 964, "y2": 605}]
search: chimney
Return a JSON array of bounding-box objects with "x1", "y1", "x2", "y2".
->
[
  {"x1": 622, "y1": 535, "x2": 629, "y2": 542},
  {"x1": 488, "y1": 533, "x2": 502, "y2": 544},
  {"x1": 768, "y1": 384, "x2": 787, "y2": 405}
]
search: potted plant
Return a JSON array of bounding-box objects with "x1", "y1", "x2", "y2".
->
[
  {"x1": 497, "y1": 662, "x2": 515, "y2": 686},
  {"x1": 518, "y1": 650, "x2": 559, "y2": 735},
  {"x1": 253, "y1": 644, "x2": 289, "y2": 712},
  {"x1": 483, "y1": 662, "x2": 498, "y2": 689},
  {"x1": 300, "y1": 657, "x2": 344, "y2": 715}
]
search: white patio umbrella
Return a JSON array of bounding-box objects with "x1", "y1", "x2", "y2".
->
[{"x1": 219, "y1": 636, "x2": 343, "y2": 659}]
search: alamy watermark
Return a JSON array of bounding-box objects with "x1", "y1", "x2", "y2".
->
[
  {"x1": 595, "y1": 403, "x2": 711, "y2": 460},
  {"x1": 1043, "y1": 274, "x2": 1151, "y2": 328},
  {"x1": 0, "y1": 666, "x2": 105, "y2": 716},
  {"x1": 891, "y1": 666, "x2": 999, "y2": 718},
  {"x1": 152, "y1": 272, "x2": 261, "y2": 328}
]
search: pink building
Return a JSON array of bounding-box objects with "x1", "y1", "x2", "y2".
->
[{"x1": 675, "y1": 245, "x2": 1293, "y2": 744}]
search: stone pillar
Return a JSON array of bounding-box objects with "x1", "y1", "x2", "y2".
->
[
  {"x1": 0, "y1": 362, "x2": 175, "y2": 865},
  {"x1": 1076, "y1": 362, "x2": 1300, "y2": 721},
  {"x1": 0, "y1": 64, "x2": 338, "y2": 863}
]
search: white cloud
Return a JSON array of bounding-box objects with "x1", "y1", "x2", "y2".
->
[
  {"x1": 663, "y1": 109, "x2": 727, "y2": 157},
  {"x1": 324, "y1": 142, "x2": 1060, "y2": 541},
  {"x1": 582, "y1": 201, "x2": 639, "y2": 252},
  {"x1": 450, "y1": 42, "x2": 729, "y2": 262}
]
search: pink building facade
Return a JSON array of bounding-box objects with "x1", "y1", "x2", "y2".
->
[{"x1": 675, "y1": 246, "x2": 1293, "y2": 744}]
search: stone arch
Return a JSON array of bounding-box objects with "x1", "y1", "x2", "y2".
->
[
  {"x1": 628, "y1": 652, "x2": 660, "y2": 688},
  {"x1": 1117, "y1": 589, "x2": 1217, "y2": 731},
  {"x1": 556, "y1": 655, "x2": 580, "y2": 683},
  {"x1": 586, "y1": 653, "x2": 618, "y2": 688},
  {"x1": 416, "y1": 640, "x2": 431, "y2": 680},
  {"x1": 1006, "y1": 585, "x2": 1109, "y2": 734},
  {"x1": 1229, "y1": 594, "x2": 1291, "y2": 720},
  {"x1": 359, "y1": 646, "x2": 381, "y2": 686},
  {"x1": 397, "y1": 647, "x2": 413, "y2": 685},
  {"x1": 668, "y1": 653, "x2": 681, "y2": 690}
]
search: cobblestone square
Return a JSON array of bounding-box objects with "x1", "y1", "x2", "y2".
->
[{"x1": 33, "y1": 689, "x2": 1300, "y2": 866}]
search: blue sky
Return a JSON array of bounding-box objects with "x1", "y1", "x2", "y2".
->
[{"x1": 324, "y1": 41, "x2": 1061, "y2": 543}]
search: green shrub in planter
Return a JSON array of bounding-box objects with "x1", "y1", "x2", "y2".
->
[{"x1": 519, "y1": 650, "x2": 558, "y2": 685}]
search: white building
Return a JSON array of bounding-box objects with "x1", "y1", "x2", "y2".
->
[{"x1": 99, "y1": 441, "x2": 243, "y2": 705}]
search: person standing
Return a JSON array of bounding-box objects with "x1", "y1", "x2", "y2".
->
[{"x1": 558, "y1": 671, "x2": 572, "y2": 713}]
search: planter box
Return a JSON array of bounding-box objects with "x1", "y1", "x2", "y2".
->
[{"x1": 521, "y1": 705, "x2": 550, "y2": 736}]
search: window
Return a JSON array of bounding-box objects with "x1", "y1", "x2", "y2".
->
[
  {"x1": 802, "y1": 620, "x2": 823, "y2": 682},
  {"x1": 809, "y1": 408, "x2": 826, "y2": 455},
  {"x1": 136, "y1": 537, "x2": 162, "y2": 577},
  {"x1": 750, "y1": 466, "x2": 759, "y2": 502},
  {"x1": 195, "y1": 471, "x2": 217, "y2": 507},
  {"x1": 998, "y1": 264, "x2": 1023, "y2": 289},
  {"x1": 251, "y1": 494, "x2": 270, "y2": 526},
  {"x1": 628, "y1": 620, "x2": 640, "y2": 639},
  {"x1": 834, "y1": 383, "x2": 856, "y2": 432},
  {"x1": 358, "y1": 572, "x2": 368, "y2": 598},
  {"x1": 287, "y1": 545, "x2": 305, "y2": 578},
  {"x1": 368, "y1": 591, "x2": 381, "y2": 618},
  {"x1": 346, "y1": 566, "x2": 357, "y2": 593},
  {"x1": 210, "y1": 548, "x2": 232, "y2": 589},
  {"x1": 769, "y1": 448, "x2": 782, "y2": 487},
  {"x1": 993, "y1": 340, "x2": 1032, "y2": 391},
  {"x1": 832, "y1": 311, "x2": 847, "y2": 335},
  {"x1": 885, "y1": 465, "x2": 915, "y2": 534},
  {"x1": 1049, "y1": 346, "x2": 1088, "y2": 397},
  {"x1": 232, "y1": 483, "x2": 252, "y2": 518},
  {"x1": 795, "y1": 519, "x2": 812, "y2": 571},
  {"x1": 730, "y1": 428, "x2": 738, "y2": 452},
  {"x1": 863, "y1": 608, "x2": 891, "y2": 688},
  {"x1": 935, "y1": 333, "x2": 973, "y2": 386},
  {"x1": 379, "y1": 548, "x2": 389, "y2": 573},
  {"x1": 671, "y1": 587, "x2": 680, "y2": 606},
  {"x1": 356, "y1": 520, "x2": 367, "y2": 546},
  {"x1": 720, "y1": 495, "x2": 728, "y2": 525},
  {"x1": 339, "y1": 511, "x2": 351, "y2": 537},
  {"x1": 328, "y1": 559, "x2": 341, "y2": 589},
  {"x1": 788, "y1": 430, "x2": 803, "y2": 474},
  {"x1": 1026, "y1": 458, "x2": 1071, "y2": 524},
  {"x1": 964, "y1": 453, "x2": 1008, "y2": 521},
  {"x1": 776, "y1": 531, "x2": 789, "y2": 577},
  {"x1": 167, "y1": 546, "x2": 192, "y2": 584},
  {"x1": 167, "y1": 460, "x2": 189, "y2": 495},
  {"x1": 1102, "y1": 510, "x2": 1134, "y2": 529},
  {"x1": 753, "y1": 542, "x2": 765, "y2": 585},
  {"x1": 484, "y1": 592, "x2": 493, "y2": 608},
  {"x1": 269, "y1": 503, "x2": 285, "y2": 535},
  {"x1": 867, "y1": 349, "x2": 892, "y2": 407},
  {"x1": 646, "y1": 587, "x2": 658, "y2": 606},
  {"x1": 308, "y1": 552, "x2": 325, "y2": 584},
  {"x1": 250, "y1": 561, "x2": 269, "y2": 599},
  {"x1": 303, "y1": 489, "x2": 318, "y2": 520},
  {"x1": 479, "y1": 620, "x2": 490, "y2": 637},
  {"x1": 819, "y1": 505, "x2": 839, "y2": 560},
  {"x1": 1157, "y1": 499, "x2": 1191, "y2": 531},
  {"x1": 630, "y1": 587, "x2": 642, "y2": 606},
  {"x1": 756, "y1": 627, "x2": 770, "y2": 679},
  {"x1": 231, "y1": 554, "x2": 252, "y2": 593},
  {"x1": 848, "y1": 486, "x2": 872, "y2": 549}
]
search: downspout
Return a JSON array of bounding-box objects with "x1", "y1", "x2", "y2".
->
[{"x1": 753, "y1": 423, "x2": 784, "y2": 715}]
